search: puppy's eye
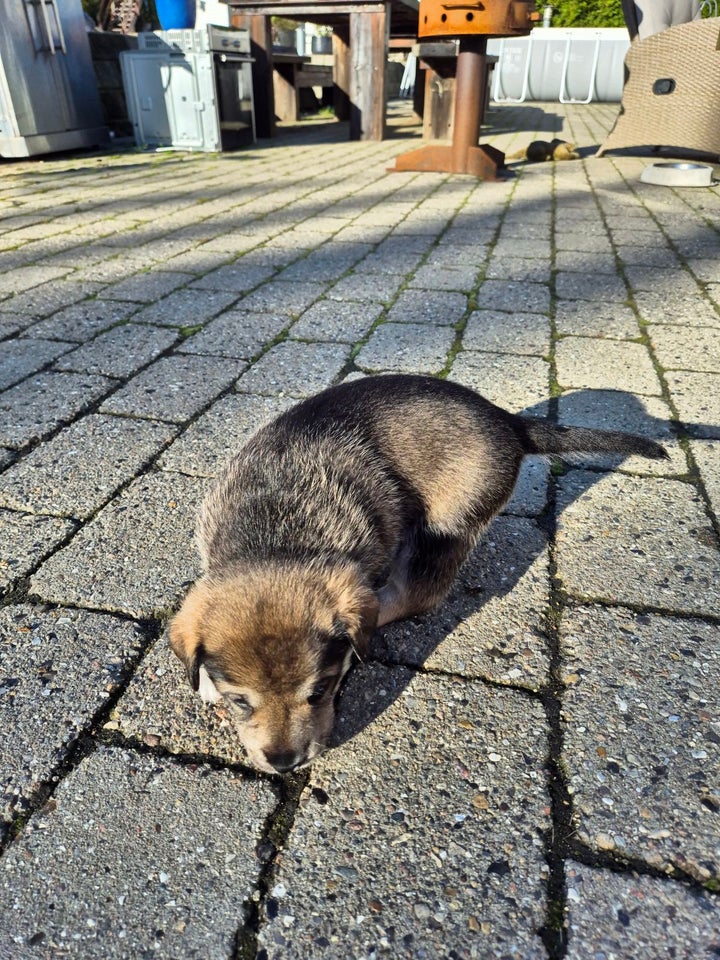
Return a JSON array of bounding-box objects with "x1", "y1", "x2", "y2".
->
[
  {"x1": 226, "y1": 694, "x2": 253, "y2": 719},
  {"x1": 307, "y1": 681, "x2": 332, "y2": 706}
]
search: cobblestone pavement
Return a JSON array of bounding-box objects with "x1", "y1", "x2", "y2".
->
[{"x1": 0, "y1": 101, "x2": 719, "y2": 959}]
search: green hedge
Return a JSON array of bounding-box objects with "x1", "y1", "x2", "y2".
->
[{"x1": 548, "y1": 0, "x2": 627, "y2": 27}]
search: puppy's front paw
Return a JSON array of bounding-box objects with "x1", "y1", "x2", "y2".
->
[{"x1": 198, "y1": 664, "x2": 222, "y2": 704}]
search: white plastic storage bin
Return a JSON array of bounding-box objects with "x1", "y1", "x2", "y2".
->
[
  {"x1": 488, "y1": 28, "x2": 630, "y2": 103},
  {"x1": 120, "y1": 50, "x2": 221, "y2": 150}
]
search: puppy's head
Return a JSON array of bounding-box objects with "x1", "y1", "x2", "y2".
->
[{"x1": 169, "y1": 563, "x2": 378, "y2": 775}]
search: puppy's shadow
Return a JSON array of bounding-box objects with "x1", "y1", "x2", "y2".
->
[{"x1": 330, "y1": 388, "x2": 718, "y2": 749}]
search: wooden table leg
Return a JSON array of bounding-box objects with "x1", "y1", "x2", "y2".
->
[
  {"x1": 231, "y1": 12, "x2": 275, "y2": 137},
  {"x1": 273, "y1": 63, "x2": 301, "y2": 122},
  {"x1": 349, "y1": 4, "x2": 389, "y2": 140},
  {"x1": 332, "y1": 23, "x2": 351, "y2": 122}
]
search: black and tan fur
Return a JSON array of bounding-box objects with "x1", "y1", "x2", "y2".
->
[
  {"x1": 170, "y1": 374, "x2": 666, "y2": 774},
  {"x1": 507, "y1": 139, "x2": 580, "y2": 163}
]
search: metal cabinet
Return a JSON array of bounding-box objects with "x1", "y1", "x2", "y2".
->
[{"x1": 0, "y1": 0, "x2": 108, "y2": 157}]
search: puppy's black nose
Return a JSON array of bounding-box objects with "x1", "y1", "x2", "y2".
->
[{"x1": 264, "y1": 750, "x2": 302, "y2": 774}]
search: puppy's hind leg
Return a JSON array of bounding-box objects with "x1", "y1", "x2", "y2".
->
[{"x1": 377, "y1": 528, "x2": 473, "y2": 627}]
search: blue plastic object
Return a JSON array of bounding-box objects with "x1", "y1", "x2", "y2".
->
[{"x1": 155, "y1": 0, "x2": 196, "y2": 29}]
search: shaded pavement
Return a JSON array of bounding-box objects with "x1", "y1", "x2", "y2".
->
[{"x1": 0, "y1": 100, "x2": 719, "y2": 958}]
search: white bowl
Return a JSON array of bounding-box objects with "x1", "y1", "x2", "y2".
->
[{"x1": 640, "y1": 161, "x2": 715, "y2": 187}]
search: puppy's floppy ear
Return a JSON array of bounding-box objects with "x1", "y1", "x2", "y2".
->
[
  {"x1": 168, "y1": 582, "x2": 210, "y2": 691},
  {"x1": 326, "y1": 567, "x2": 379, "y2": 661}
]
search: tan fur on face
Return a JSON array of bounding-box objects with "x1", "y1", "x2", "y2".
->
[{"x1": 169, "y1": 562, "x2": 377, "y2": 774}]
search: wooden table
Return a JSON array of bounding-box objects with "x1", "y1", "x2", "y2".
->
[{"x1": 225, "y1": 0, "x2": 419, "y2": 140}]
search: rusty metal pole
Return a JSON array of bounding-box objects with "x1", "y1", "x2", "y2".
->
[{"x1": 450, "y1": 37, "x2": 487, "y2": 170}]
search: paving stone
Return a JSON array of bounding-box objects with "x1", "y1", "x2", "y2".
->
[
  {"x1": 177, "y1": 309, "x2": 289, "y2": 360},
  {"x1": 626, "y1": 266, "x2": 700, "y2": 296},
  {"x1": 0, "y1": 371, "x2": 113, "y2": 449},
  {"x1": 371, "y1": 516, "x2": 550, "y2": 690},
  {"x1": 666, "y1": 371, "x2": 720, "y2": 438},
  {"x1": 450, "y1": 351, "x2": 550, "y2": 414},
  {"x1": 0, "y1": 313, "x2": 30, "y2": 337},
  {"x1": 0, "y1": 415, "x2": 176, "y2": 519},
  {"x1": 0, "y1": 747, "x2": 275, "y2": 958},
  {"x1": 555, "y1": 232, "x2": 613, "y2": 253},
  {"x1": 649, "y1": 323, "x2": 720, "y2": 374},
  {"x1": 0, "y1": 607, "x2": 144, "y2": 827},
  {"x1": 475, "y1": 280, "x2": 551, "y2": 315},
  {"x1": 484, "y1": 257, "x2": 552, "y2": 284},
  {"x1": 0, "y1": 280, "x2": 105, "y2": 320},
  {"x1": 189, "y1": 260, "x2": 276, "y2": 291},
  {"x1": 30, "y1": 471, "x2": 203, "y2": 618},
  {"x1": 130, "y1": 287, "x2": 238, "y2": 327},
  {"x1": 634, "y1": 292, "x2": 720, "y2": 329},
  {"x1": 0, "y1": 338, "x2": 74, "y2": 390},
  {"x1": 289, "y1": 299, "x2": 382, "y2": 343},
  {"x1": 690, "y1": 440, "x2": 720, "y2": 519},
  {"x1": 100, "y1": 354, "x2": 244, "y2": 422},
  {"x1": 355, "y1": 322, "x2": 454, "y2": 375},
  {"x1": 560, "y1": 606, "x2": 720, "y2": 881},
  {"x1": 237, "y1": 279, "x2": 326, "y2": 315},
  {"x1": 101, "y1": 269, "x2": 195, "y2": 303},
  {"x1": 109, "y1": 633, "x2": 247, "y2": 764},
  {"x1": 258, "y1": 667, "x2": 550, "y2": 959},
  {"x1": 21, "y1": 299, "x2": 138, "y2": 342},
  {"x1": 160, "y1": 245, "x2": 234, "y2": 274},
  {"x1": 692, "y1": 259, "x2": 720, "y2": 284},
  {"x1": 555, "y1": 337, "x2": 661, "y2": 395},
  {"x1": 556, "y1": 471, "x2": 720, "y2": 616},
  {"x1": 463, "y1": 310, "x2": 550, "y2": 357},
  {"x1": 554, "y1": 250, "x2": 617, "y2": 275},
  {"x1": 554, "y1": 300, "x2": 640, "y2": 339},
  {"x1": 557, "y1": 389, "x2": 683, "y2": 476},
  {"x1": 425, "y1": 243, "x2": 489, "y2": 268},
  {"x1": 158, "y1": 393, "x2": 294, "y2": 477},
  {"x1": 54, "y1": 323, "x2": 179, "y2": 378},
  {"x1": 565, "y1": 862, "x2": 720, "y2": 958},
  {"x1": 236, "y1": 341, "x2": 348, "y2": 397},
  {"x1": 278, "y1": 243, "x2": 372, "y2": 282},
  {"x1": 68, "y1": 252, "x2": 153, "y2": 284},
  {"x1": 504, "y1": 458, "x2": 550, "y2": 517},
  {"x1": 326, "y1": 272, "x2": 403, "y2": 303},
  {"x1": 0, "y1": 264, "x2": 70, "y2": 295},
  {"x1": 407, "y1": 264, "x2": 480, "y2": 291},
  {"x1": 0, "y1": 510, "x2": 74, "y2": 597},
  {"x1": 382, "y1": 289, "x2": 467, "y2": 326},
  {"x1": 493, "y1": 237, "x2": 551, "y2": 259},
  {"x1": 355, "y1": 249, "x2": 416, "y2": 278}
]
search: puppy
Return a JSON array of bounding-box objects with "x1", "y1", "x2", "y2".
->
[
  {"x1": 507, "y1": 139, "x2": 580, "y2": 163},
  {"x1": 170, "y1": 374, "x2": 666, "y2": 774}
]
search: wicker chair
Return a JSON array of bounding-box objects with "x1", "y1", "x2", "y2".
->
[{"x1": 597, "y1": 16, "x2": 720, "y2": 158}]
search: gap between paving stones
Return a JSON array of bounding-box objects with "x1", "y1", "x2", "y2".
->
[
  {"x1": 581, "y1": 162, "x2": 720, "y2": 544},
  {"x1": 1, "y1": 133, "x2": 720, "y2": 960}
]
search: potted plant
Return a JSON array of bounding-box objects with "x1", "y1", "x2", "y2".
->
[
  {"x1": 311, "y1": 25, "x2": 333, "y2": 55},
  {"x1": 272, "y1": 16, "x2": 300, "y2": 50}
]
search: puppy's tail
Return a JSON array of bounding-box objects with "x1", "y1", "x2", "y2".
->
[{"x1": 518, "y1": 417, "x2": 668, "y2": 461}]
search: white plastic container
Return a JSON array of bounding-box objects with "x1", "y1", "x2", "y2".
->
[{"x1": 488, "y1": 28, "x2": 630, "y2": 103}]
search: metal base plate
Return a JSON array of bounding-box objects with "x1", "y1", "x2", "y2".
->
[{"x1": 391, "y1": 143, "x2": 506, "y2": 179}]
